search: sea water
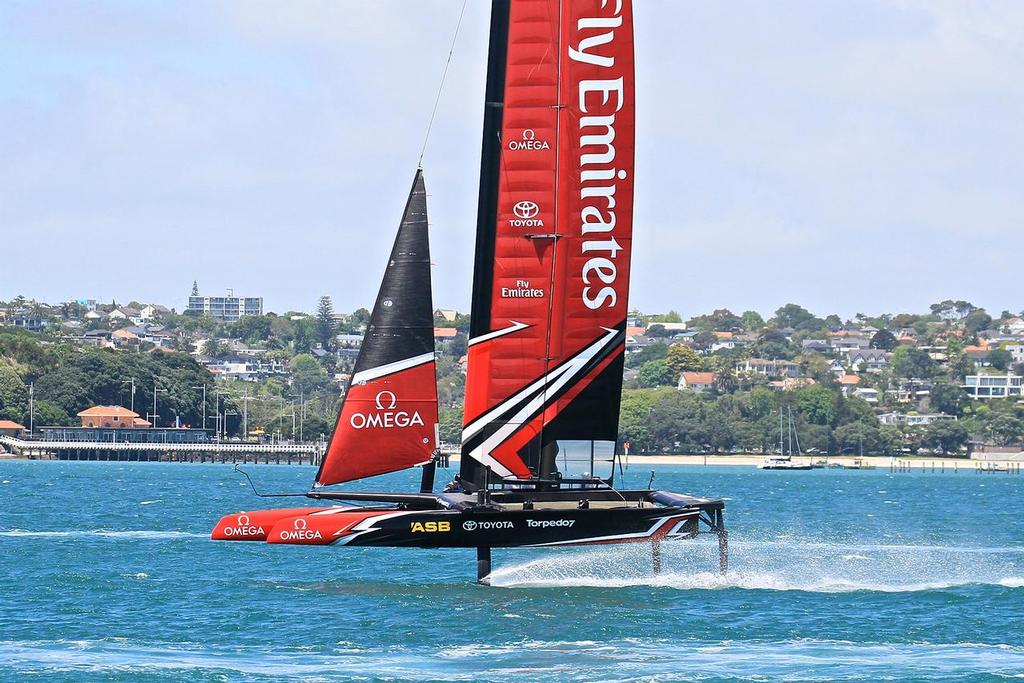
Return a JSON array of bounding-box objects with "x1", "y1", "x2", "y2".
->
[{"x1": 1, "y1": 460, "x2": 1022, "y2": 682}]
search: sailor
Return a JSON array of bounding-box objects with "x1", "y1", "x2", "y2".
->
[{"x1": 443, "y1": 475, "x2": 464, "y2": 493}]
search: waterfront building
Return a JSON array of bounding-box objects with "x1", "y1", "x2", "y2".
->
[
  {"x1": 962, "y1": 373, "x2": 1023, "y2": 400},
  {"x1": 187, "y1": 287, "x2": 262, "y2": 321},
  {"x1": 77, "y1": 406, "x2": 147, "y2": 429},
  {"x1": 0, "y1": 420, "x2": 26, "y2": 437}
]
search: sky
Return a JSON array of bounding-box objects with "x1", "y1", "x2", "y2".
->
[{"x1": 1, "y1": 1, "x2": 1022, "y2": 320}]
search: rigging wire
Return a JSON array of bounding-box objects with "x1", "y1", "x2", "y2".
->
[{"x1": 418, "y1": 0, "x2": 470, "y2": 167}]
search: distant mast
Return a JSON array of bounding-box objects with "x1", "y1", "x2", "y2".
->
[
  {"x1": 315, "y1": 170, "x2": 438, "y2": 486},
  {"x1": 461, "y1": 0, "x2": 636, "y2": 486}
]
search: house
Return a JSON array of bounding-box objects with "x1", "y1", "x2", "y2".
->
[
  {"x1": 1002, "y1": 317, "x2": 1024, "y2": 335},
  {"x1": 846, "y1": 349, "x2": 891, "y2": 373},
  {"x1": 838, "y1": 374, "x2": 861, "y2": 396},
  {"x1": 625, "y1": 326, "x2": 646, "y2": 338},
  {"x1": 737, "y1": 358, "x2": 801, "y2": 379},
  {"x1": 831, "y1": 336, "x2": 870, "y2": 352},
  {"x1": 1006, "y1": 343, "x2": 1024, "y2": 364},
  {"x1": 625, "y1": 335, "x2": 659, "y2": 353},
  {"x1": 111, "y1": 328, "x2": 140, "y2": 347},
  {"x1": 678, "y1": 371, "x2": 716, "y2": 392},
  {"x1": 802, "y1": 339, "x2": 829, "y2": 353},
  {"x1": 963, "y1": 345, "x2": 992, "y2": 366},
  {"x1": 962, "y1": 373, "x2": 1023, "y2": 400},
  {"x1": 0, "y1": 420, "x2": 26, "y2": 437},
  {"x1": 433, "y1": 327, "x2": 459, "y2": 340},
  {"x1": 434, "y1": 309, "x2": 458, "y2": 323},
  {"x1": 769, "y1": 377, "x2": 817, "y2": 391},
  {"x1": 852, "y1": 387, "x2": 879, "y2": 403},
  {"x1": 107, "y1": 307, "x2": 132, "y2": 322},
  {"x1": 138, "y1": 304, "x2": 171, "y2": 321},
  {"x1": 77, "y1": 406, "x2": 141, "y2": 429},
  {"x1": 84, "y1": 310, "x2": 103, "y2": 322}
]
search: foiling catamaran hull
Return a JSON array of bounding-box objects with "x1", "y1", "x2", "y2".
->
[{"x1": 212, "y1": 488, "x2": 727, "y2": 582}]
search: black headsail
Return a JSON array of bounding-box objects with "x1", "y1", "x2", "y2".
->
[{"x1": 314, "y1": 169, "x2": 439, "y2": 486}]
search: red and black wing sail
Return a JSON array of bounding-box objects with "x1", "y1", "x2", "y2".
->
[
  {"x1": 461, "y1": 0, "x2": 635, "y2": 485},
  {"x1": 315, "y1": 170, "x2": 438, "y2": 487}
]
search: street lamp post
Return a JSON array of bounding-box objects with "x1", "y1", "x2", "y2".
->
[
  {"x1": 192, "y1": 385, "x2": 207, "y2": 430},
  {"x1": 152, "y1": 379, "x2": 166, "y2": 428}
]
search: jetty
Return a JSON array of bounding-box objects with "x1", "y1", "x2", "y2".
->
[{"x1": 0, "y1": 434, "x2": 324, "y2": 465}]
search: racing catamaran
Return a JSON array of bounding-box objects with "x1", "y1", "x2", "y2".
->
[{"x1": 212, "y1": 0, "x2": 727, "y2": 583}]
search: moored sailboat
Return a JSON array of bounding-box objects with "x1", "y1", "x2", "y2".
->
[{"x1": 212, "y1": 0, "x2": 727, "y2": 583}]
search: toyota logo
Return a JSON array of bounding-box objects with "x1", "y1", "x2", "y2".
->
[
  {"x1": 294, "y1": 518, "x2": 307, "y2": 530},
  {"x1": 462, "y1": 520, "x2": 478, "y2": 532},
  {"x1": 512, "y1": 201, "x2": 539, "y2": 219},
  {"x1": 374, "y1": 391, "x2": 398, "y2": 410},
  {"x1": 237, "y1": 514, "x2": 250, "y2": 526}
]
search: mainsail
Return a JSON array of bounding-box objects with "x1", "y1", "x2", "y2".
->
[
  {"x1": 461, "y1": 0, "x2": 636, "y2": 485},
  {"x1": 315, "y1": 170, "x2": 438, "y2": 486}
]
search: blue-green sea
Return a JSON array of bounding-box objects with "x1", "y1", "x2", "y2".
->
[{"x1": 1, "y1": 460, "x2": 1022, "y2": 682}]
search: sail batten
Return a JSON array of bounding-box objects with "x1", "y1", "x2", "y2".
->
[
  {"x1": 315, "y1": 170, "x2": 438, "y2": 487},
  {"x1": 462, "y1": 0, "x2": 635, "y2": 486}
]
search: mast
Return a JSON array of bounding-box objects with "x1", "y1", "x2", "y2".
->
[
  {"x1": 460, "y1": 0, "x2": 637, "y2": 488},
  {"x1": 314, "y1": 170, "x2": 438, "y2": 486}
]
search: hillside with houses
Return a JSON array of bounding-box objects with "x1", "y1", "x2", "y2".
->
[{"x1": 1, "y1": 293, "x2": 1022, "y2": 456}]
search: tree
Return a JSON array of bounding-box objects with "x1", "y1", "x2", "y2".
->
[
  {"x1": 315, "y1": 296, "x2": 336, "y2": 351},
  {"x1": 963, "y1": 309, "x2": 993, "y2": 336},
  {"x1": 930, "y1": 382, "x2": 970, "y2": 417},
  {"x1": 645, "y1": 324, "x2": 671, "y2": 338},
  {"x1": 289, "y1": 354, "x2": 331, "y2": 396},
  {"x1": 636, "y1": 359, "x2": 675, "y2": 388},
  {"x1": 741, "y1": 310, "x2": 765, "y2": 332},
  {"x1": 924, "y1": 421, "x2": 968, "y2": 455},
  {"x1": 796, "y1": 385, "x2": 836, "y2": 426},
  {"x1": 624, "y1": 342, "x2": 668, "y2": 369},
  {"x1": 648, "y1": 310, "x2": 682, "y2": 323},
  {"x1": 891, "y1": 346, "x2": 938, "y2": 379},
  {"x1": 753, "y1": 329, "x2": 795, "y2": 360},
  {"x1": 989, "y1": 348, "x2": 1013, "y2": 371},
  {"x1": 773, "y1": 304, "x2": 823, "y2": 331},
  {"x1": 0, "y1": 364, "x2": 29, "y2": 422},
  {"x1": 665, "y1": 344, "x2": 702, "y2": 376},
  {"x1": 687, "y1": 309, "x2": 741, "y2": 332},
  {"x1": 870, "y1": 329, "x2": 898, "y2": 351},
  {"x1": 834, "y1": 422, "x2": 883, "y2": 454},
  {"x1": 930, "y1": 300, "x2": 977, "y2": 321},
  {"x1": 691, "y1": 330, "x2": 718, "y2": 351}
]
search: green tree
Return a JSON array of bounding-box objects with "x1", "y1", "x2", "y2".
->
[
  {"x1": 891, "y1": 346, "x2": 938, "y2": 379},
  {"x1": 665, "y1": 344, "x2": 702, "y2": 376},
  {"x1": 315, "y1": 296, "x2": 336, "y2": 350},
  {"x1": 989, "y1": 348, "x2": 1013, "y2": 371},
  {"x1": 963, "y1": 309, "x2": 993, "y2": 336},
  {"x1": 796, "y1": 385, "x2": 836, "y2": 426},
  {"x1": 636, "y1": 359, "x2": 675, "y2": 388},
  {"x1": 930, "y1": 382, "x2": 970, "y2": 417},
  {"x1": 924, "y1": 420, "x2": 969, "y2": 455},
  {"x1": 870, "y1": 329, "x2": 898, "y2": 351},
  {"x1": 624, "y1": 342, "x2": 668, "y2": 369},
  {"x1": 833, "y1": 422, "x2": 882, "y2": 454},
  {"x1": 0, "y1": 364, "x2": 29, "y2": 422},
  {"x1": 741, "y1": 310, "x2": 765, "y2": 332},
  {"x1": 773, "y1": 304, "x2": 823, "y2": 331},
  {"x1": 289, "y1": 354, "x2": 331, "y2": 395}
]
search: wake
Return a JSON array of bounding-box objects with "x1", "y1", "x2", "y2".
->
[
  {"x1": 0, "y1": 529, "x2": 205, "y2": 540},
  {"x1": 488, "y1": 539, "x2": 1024, "y2": 592}
]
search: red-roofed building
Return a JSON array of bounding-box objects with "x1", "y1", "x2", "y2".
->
[
  {"x1": 678, "y1": 371, "x2": 717, "y2": 392},
  {"x1": 433, "y1": 327, "x2": 458, "y2": 339},
  {"x1": 77, "y1": 406, "x2": 140, "y2": 429},
  {"x1": 0, "y1": 420, "x2": 26, "y2": 436}
]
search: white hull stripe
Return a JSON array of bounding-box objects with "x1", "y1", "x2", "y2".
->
[
  {"x1": 468, "y1": 320, "x2": 530, "y2": 347},
  {"x1": 527, "y1": 513, "x2": 698, "y2": 547},
  {"x1": 351, "y1": 352, "x2": 435, "y2": 385}
]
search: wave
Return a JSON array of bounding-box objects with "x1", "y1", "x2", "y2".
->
[
  {"x1": 3, "y1": 638, "x2": 1023, "y2": 680},
  {"x1": 0, "y1": 529, "x2": 205, "y2": 540},
  {"x1": 488, "y1": 540, "x2": 1024, "y2": 593}
]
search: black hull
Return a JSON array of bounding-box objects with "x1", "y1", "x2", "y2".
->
[{"x1": 335, "y1": 506, "x2": 700, "y2": 549}]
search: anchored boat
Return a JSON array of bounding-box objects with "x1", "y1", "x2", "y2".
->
[{"x1": 212, "y1": 0, "x2": 727, "y2": 583}]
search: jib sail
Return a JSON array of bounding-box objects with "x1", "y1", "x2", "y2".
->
[
  {"x1": 461, "y1": 0, "x2": 635, "y2": 485},
  {"x1": 315, "y1": 170, "x2": 438, "y2": 486}
]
